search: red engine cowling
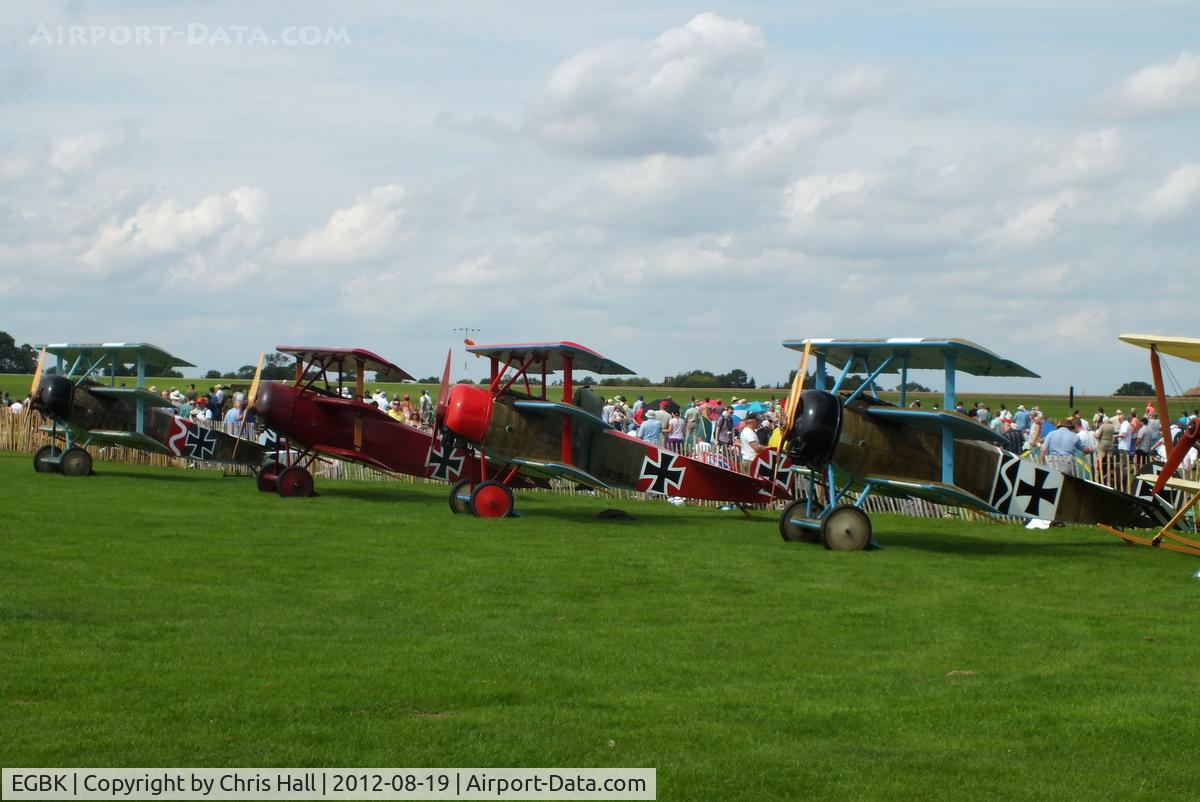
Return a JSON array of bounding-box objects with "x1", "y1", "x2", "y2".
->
[{"x1": 444, "y1": 384, "x2": 493, "y2": 444}]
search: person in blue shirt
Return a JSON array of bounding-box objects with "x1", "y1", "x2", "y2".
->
[
  {"x1": 1044, "y1": 419, "x2": 1092, "y2": 476},
  {"x1": 1040, "y1": 414, "x2": 1055, "y2": 439},
  {"x1": 1013, "y1": 405, "x2": 1030, "y2": 433},
  {"x1": 636, "y1": 412, "x2": 663, "y2": 446},
  {"x1": 222, "y1": 397, "x2": 247, "y2": 428}
]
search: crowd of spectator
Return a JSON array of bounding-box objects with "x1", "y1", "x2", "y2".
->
[
  {"x1": 933, "y1": 398, "x2": 1199, "y2": 478},
  {"x1": 7, "y1": 379, "x2": 1199, "y2": 483},
  {"x1": 599, "y1": 394, "x2": 785, "y2": 470},
  {"x1": 3, "y1": 392, "x2": 31, "y2": 413},
  {"x1": 356, "y1": 388, "x2": 433, "y2": 429}
]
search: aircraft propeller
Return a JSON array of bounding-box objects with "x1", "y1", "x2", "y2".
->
[
  {"x1": 232, "y1": 352, "x2": 265, "y2": 462},
  {"x1": 434, "y1": 348, "x2": 452, "y2": 434},
  {"x1": 424, "y1": 348, "x2": 458, "y2": 477},
  {"x1": 772, "y1": 341, "x2": 811, "y2": 490},
  {"x1": 29, "y1": 348, "x2": 46, "y2": 397}
]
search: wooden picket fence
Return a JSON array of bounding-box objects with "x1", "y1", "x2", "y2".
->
[{"x1": 1, "y1": 408, "x2": 1193, "y2": 525}]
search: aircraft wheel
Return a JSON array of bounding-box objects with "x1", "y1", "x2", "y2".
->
[
  {"x1": 257, "y1": 466, "x2": 279, "y2": 493},
  {"x1": 60, "y1": 447, "x2": 93, "y2": 477},
  {"x1": 276, "y1": 467, "x2": 314, "y2": 498},
  {"x1": 779, "y1": 499, "x2": 821, "y2": 543},
  {"x1": 449, "y1": 479, "x2": 472, "y2": 515},
  {"x1": 33, "y1": 444, "x2": 62, "y2": 473},
  {"x1": 470, "y1": 480, "x2": 514, "y2": 518},
  {"x1": 820, "y1": 504, "x2": 872, "y2": 551}
]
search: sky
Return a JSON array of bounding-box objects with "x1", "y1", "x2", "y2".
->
[{"x1": 2, "y1": 2, "x2": 1198, "y2": 393}]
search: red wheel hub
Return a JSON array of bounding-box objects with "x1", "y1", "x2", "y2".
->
[{"x1": 472, "y1": 484, "x2": 511, "y2": 518}]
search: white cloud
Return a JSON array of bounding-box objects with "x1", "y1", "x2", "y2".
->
[
  {"x1": 529, "y1": 13, "x2": 777, "y2": 156},
  {"x1": 815, "y1": 64, "x2": 900, "y2": 109},
  {"x1": 986, "y1": 191, "x2": 1079, "y2": 247},
  {"x1": 48, "y1": 130, "x2": 119, "y2": 175},
  {"x1": 0, "y1": 126, "x2": 133, "y2": 189},
  {"x1": 270, "y1": 184, "x2": 406, "y2": 266},
  {"x1": 1027, "y1": 128, "x2": 1126, "y2": 189},
  {"x1": 783, "y1": 171, "x2": 873, "y2": 217},
  {"x1": 1099, "y1": 50, "x2": 1200, "y2": 118},
  {"x1": 1142, "y1": 163, "x2": 1200, "y2": 220},
  {"x1": 82, "y1": 186, "x2": 267, "y2": 273},
  {"x1": 725, "y1": 116, "x2": 839, "y2": 180}
]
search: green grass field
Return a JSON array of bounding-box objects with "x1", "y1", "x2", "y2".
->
[{"x1": 4, "y1": 452, "x2": 1199, "y2": 799}]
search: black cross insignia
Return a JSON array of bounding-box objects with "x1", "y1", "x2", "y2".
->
[
  {"x1": 185, "y1": 425, "x2": 218, "y2": 460},
  {"x1": 754, "y1": 451, "x2": 795, "y2": 497},
  {"x1": 426, "y1": 440, "x2": 465, "y2": 481},
  {"x1": 1015, "y1": 467, "x2": 1058, "y2": 516},
  {"x1": 640, "y1": 451, "x2": 686, "y2": 495},
  {"x1": 754, "y1": 452, "x2": 776, "y2": 481}
]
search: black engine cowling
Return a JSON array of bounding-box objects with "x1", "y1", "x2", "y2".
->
[
  {"x1": 33, "y1": 375, "x2": 74, "y2": 421},
  {"x1": 783, "y1": 390, "x2": 842, "y2": 469}
]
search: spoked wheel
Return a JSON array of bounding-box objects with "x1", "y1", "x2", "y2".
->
[
  {"x1": 449, "y1": 478, "x2": 472, "y2": 515},
  {"x1": 60, "y1": 447, "x2": 93, "y2": 477},
  {"x1": 257, "y1": 461, "x2": 280, "y2": 493},
  {"x1": 33, "y1": 444, "x2": 62, "y2": 473},
  {"x1": 779, "y1": 498, "x2": 821, "y2": 543},
  {"x1": 820, "y1": 504, "x2": 872, "y2": 551},
  {"x1": 470, "y1": 480, "x2": 513, "y2": 518},
  {"x1": 276, "y1": 466, "x2": 314, "y2": 498}
]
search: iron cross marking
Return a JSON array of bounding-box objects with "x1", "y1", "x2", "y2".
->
[
  {"x1": 426, "y1": 441, "x2": 464, "y2": 481},
  {"x1": 640, "y1": 451, "x2": 686, "y2": 495},
  {"x1": 185, "y1": 425, "x2": 218, "y2": 460},
  {"x1": 1015, "y1": 467, "x2": 1058, "y2": 516},
  {"x1": 754, "y1": 451, "x2": 794, "y2": 498}
]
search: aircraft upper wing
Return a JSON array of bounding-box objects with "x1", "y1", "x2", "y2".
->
[
  {"x1": 467, "y1": 341, "x2": 635, "y2": 375},
  {"x1": 39, "y1": 343, "x2": 195, "y2": 369},
  {"x1": 510, "y1": 399, "x2": 614, "y2": 430},
  {"x1": 861, "y1": 475, "x2": 1001, "y2": 514},
  {"x1": 1119, "y1": 334, "x2": 1200, "y2": 363},
  {"x1": 782, "y1": 338, "x2": 1039, "y2": 378},
  {"x1": 87, "y1": 385, "x2": 179, "y2": 408},
  {"x1": 1139, "y1": 474, "x2": 1200, "y2": 494},
  {"x1": 866, "y1": 407, "x2": 1005, "y2": 445},
  {"x1": 276, "y1": 346, "x2": 414, "y2": 382}
]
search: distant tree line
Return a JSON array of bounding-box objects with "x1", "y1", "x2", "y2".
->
[
  {"x1": 205, "y1": 353, "x2": 295, "y2": 381},
  {"x1": 0, "y1": 331, "x2": 38, "y2": 373},
  {"x1": 1113, "y1": 380, "x2": 1155, "y2": 396},
  {"x1": 596, "y1": 368, "x2": 756, "y2": 389}
]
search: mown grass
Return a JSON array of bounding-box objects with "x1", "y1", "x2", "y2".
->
[{"x1": 3, "y1": 452, "x2": 1199, "y2": 800}]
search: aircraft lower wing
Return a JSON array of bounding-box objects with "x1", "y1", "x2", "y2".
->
[
  {"x1": 308, "y1": 443, "x2": 393, "y2": 472},
  {"x1": 83, "y1": 429, "x2": 174, "y2": 454},
  {"x1": 861, "y1": 474, "x2": 1001, "y2": 514},
  {"x1": 43, "y1": 423, "x2": 170, "y2": 454},
  {"x1": 510, "y1": 399, "x2": 613, "y2": 430},
  {"x1": 501, "y1": 457, "x2": 611, "y2": 490}
]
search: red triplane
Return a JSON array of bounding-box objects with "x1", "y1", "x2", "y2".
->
[
  {"x1": 432, "y1": 341, "x2": 796, "y2": 518},
  {"x1": 247, "y1": 347, "x2": 475, "y2": 496}
]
